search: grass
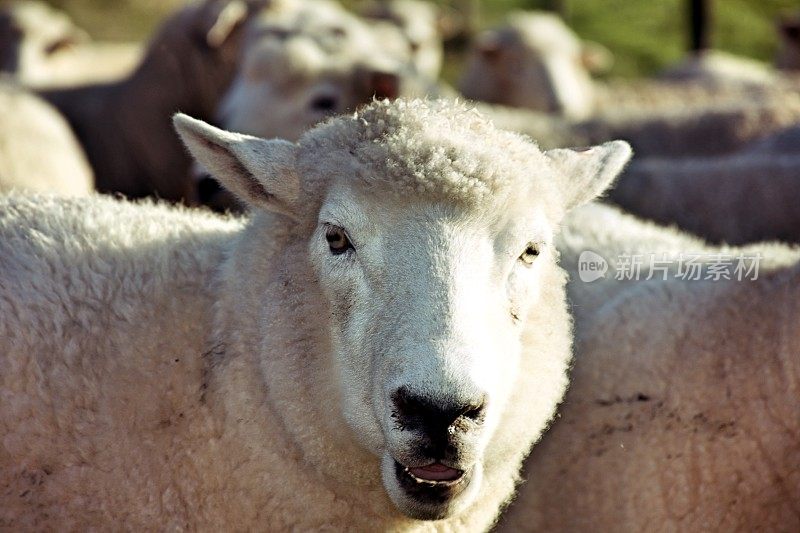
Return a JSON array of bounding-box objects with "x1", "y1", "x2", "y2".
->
[{"x1": 40, "y1": 0, "x2": 800, "y2": 79}]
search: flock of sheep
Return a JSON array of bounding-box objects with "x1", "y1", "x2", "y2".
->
[{"x1": 1, "y1": 0, "x2": 799, "y2": 530}]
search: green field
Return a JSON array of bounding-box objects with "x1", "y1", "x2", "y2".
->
[{"x1": 41, "y1": 0, "x2": 800, "y2": 79}]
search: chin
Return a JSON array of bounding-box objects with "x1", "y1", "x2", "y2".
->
[{"x1": 380, "y1": 453, "x2": 483, "y2": 521}]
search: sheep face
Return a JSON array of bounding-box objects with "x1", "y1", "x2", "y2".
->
[
  {"x1": 216, "y1": 0, "x2": 403, "y2": 142},
  {"x1": 308, "y1": 183, "x2": 554, "y2": 519},
  {"x1": 217, "y1": 37, "x2": 400, "y2": 142},
  {"x1": 174, "y1": 99, "x2": 631, "y2": 522},
  {"x1": 459, "y1": 12, "x2": 595, "y2": 119},
  {"x1": 359, "y1": 0, "x2": 444, "y2": 79}
]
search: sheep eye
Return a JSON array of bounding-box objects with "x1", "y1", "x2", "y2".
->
[
  {"x1": 519, "y1": 244, "x2": 540, "y2": 266},
  {"x1": 325, "y1": 226, "x2": 352, "y2": 255},
  {"x1": 45, "y1": 37, "x2": 77, "y2": 55}
]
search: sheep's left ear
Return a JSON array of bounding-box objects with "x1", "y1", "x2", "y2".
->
[
  {"x1": 546, "y1": 140, "x2": 632, "y2": 211},
  {"x1": 173, "y1": 113, "x2": 300, "y2": 218}
]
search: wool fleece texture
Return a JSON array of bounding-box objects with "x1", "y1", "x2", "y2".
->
[
  {"x1": 501, "y1": 253, "x2": 800, "y2": 531},
  {"x1": 0, "y1": 98, "x2": 631, "y2": 530}
]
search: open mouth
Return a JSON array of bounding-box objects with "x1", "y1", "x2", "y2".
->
[
  {"x1": 403, "y1": 462, "x2": 465, "y2": 485},
  {"x1": 393, "y1": 459, "x2": 471, "y2": 504}
]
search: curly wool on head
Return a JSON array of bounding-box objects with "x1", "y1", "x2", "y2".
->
[{"x1": 297, "y1": 99, "x2": 554, "y2": 205}]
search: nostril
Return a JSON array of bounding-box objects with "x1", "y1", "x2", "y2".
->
[
  {"x1": 391, "y1": 387, "x2": 487, "y2": 433},
  {"x1": 459, "y1": 398, "x2": 487, "y2": 422}
]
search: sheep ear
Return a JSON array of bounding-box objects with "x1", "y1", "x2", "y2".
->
[
  {"x1": 546, "y1": 141, "x2": 632, "y2": 211},
  {"x1": 173, "y1": 114, "x2": 299, "y2": 217},
  {"x1": 205, "y1": 0, "x2": 248, "y2": 48},
  {"x1": 581, "y1": 41, "x2": 614, "y2": 74}
]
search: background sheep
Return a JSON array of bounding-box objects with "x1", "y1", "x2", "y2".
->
[
  {"x1": 497, "y1": 204, "x2": 800, "y2": 530},
  {"x1": 658, "y1": 49, "x2": 776, "y2": 86},
  {"x1": 0, "y1": 98, "x2": 632, "y2": 530},
  {"x1": 609, "y1": 152, "x2": 800, "y2": 244},
  {"x1": 195, "y1": 0, "x2": 435, "y2": 210},
  {"x1": 455, "y1": 8, "x2": 800, "y2": 159},
  {"x1": 216, "y1": 0, "x2": 409, "y2": 142},
  {"x1": 358, "y1": 0, "x2": 444, "y2": 80},
  {"x1": 458, "y1": 11, "x2": 599, "y2": 120},
  {"x1": 555, "y1": 202, "x2": 798, "y2": 323},
  {"x1": 0, "y1": 1, "x2": 87, "y2": 84},
  {"x1": 0, "y1": 1, "x2": 141, "y2": 87},
  {"x1": 483, "y1": 96, "x2": 800, "y2": 158},
  {"x1": 0, "y1": 81, "x2": 92, "y2": 195},
  {"x1": 38, "y1": 0, "x2": 256, "y2": 203}
]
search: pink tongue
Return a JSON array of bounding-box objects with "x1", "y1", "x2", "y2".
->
[{"x1": 409, "y1": 463, "x2": 462, "y2": 481}]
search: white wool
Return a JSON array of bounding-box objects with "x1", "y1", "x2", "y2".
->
[
  {"x1": 0, "y1": 82, "x2": 93, "y2": 196},
  {"x1": 498, "y1": 203, "x2": 800, "y2": 531}
]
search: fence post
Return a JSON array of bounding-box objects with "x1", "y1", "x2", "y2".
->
[{"x1": 689, "y1": 0, "x2": 711, "y2": 52}]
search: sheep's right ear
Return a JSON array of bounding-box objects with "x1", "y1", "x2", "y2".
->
[
  {"x1": 173, "y1": 114, "x2": 299, "y2": 218},
  {"x1": 545, "y1": 140, "x2": 632, "y2": 211}
]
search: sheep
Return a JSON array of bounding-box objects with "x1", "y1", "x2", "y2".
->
[
  {"x1": 195, "y1": 0, "x2": 437, "y2": 209},
  {"x1": 0, "y1": 1, "x2": 89, "y2": 85},
  {"x1": 458, "y1": 11, "x2": 598, "y2": 119},
  {"x1": 0, "y1": 81, "x2": 93, "y2": 195},
  {"x1": 496, "y1": 203, "x2": 800, "y2": 531},
  {"x1": 482, "y1": 96, "x2": 800, "y2": 158},
  {"x1": 38, "y1": 0, "x2": 257, "y2": 203},
  {"x1": 453, "y1": 9, "x2": 800, "y2": 140},
  {"x1": 608, "y1": 152, "x2": 800, "y2": 244},
  {"x1": 0, "y1": 98, "x2": 633, "y2": 530},
  {"x1": 0, "y1": 0, "x2": 141, "y2": 88},
  {"x1": 555, "y1": 202, "x2": 797, "y2": 323},
  {"x1": 28, "y1": 41, "x2": 143, "y2": 89},
  {"x1": 358, "y1": 0, "x2": 444, "y2": 80},
  {"x1": 470, "y1": 63, "x2": 800, "y2": 158},
  {"x1": 593, "y1": 74, "x2": 800, "y2": 115},
  {"x1": 216, "y1": 0, "x2": 409, "y2": 142},
  {"x1": 659, "y1": 49, "x2": 776, "y2": 86},
  {"x1": 607, "y1": 123, "x2": 800, "y2": 244}
]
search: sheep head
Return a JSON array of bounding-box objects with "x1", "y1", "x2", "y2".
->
[
  {"x1": 215, "y1": 0, "x2": 407, "y2": 143},
  {"x1": 459, "y1": 11, "x2": 598, "y2": 119},
  {"x1": 174, "y1": 99, "x2": 630, "y2": 522}
]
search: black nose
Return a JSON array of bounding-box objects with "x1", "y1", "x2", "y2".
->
[{"x1": 391, "y1": 387, "x2": 487, "y2": 435}]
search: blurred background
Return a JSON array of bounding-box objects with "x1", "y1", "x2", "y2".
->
[{"x1": 34, "y1": 0, "x2": 800, "y2": 81}]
